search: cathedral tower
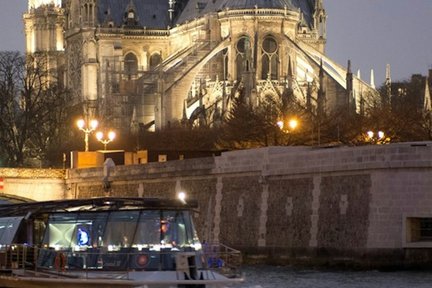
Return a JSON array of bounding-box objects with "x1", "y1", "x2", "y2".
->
[
  {"x1": 24, "y1": 0, "x2": 65, "y2": 83},
  {"x1": 63, "y1": 0, "x2": 99, "y2": 118}
]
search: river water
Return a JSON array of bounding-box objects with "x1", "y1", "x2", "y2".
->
[{"x1": 229, "y1": 265, "x2": 432, "y2": 288}]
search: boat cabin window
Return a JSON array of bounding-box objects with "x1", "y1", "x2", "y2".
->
[
  {"x1": 42, "y1": 210, "x2": 200, "y2": 252},
  {"x1": 0, "y1": 217, "x2": 24, "y2": 245}
]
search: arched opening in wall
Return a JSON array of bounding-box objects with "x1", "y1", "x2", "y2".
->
[
  {"x1": 124, "y1": 53, "x2": 138, "y2": 80},
  {"x1": 261, "y1": 36, "x2": 279, "y2": 80},
  {"x1": 235, "y1": 36, "x2": 251, "y2": 80},
  {"x1": 149, "y1": 53, "x2": 162, "y2": 69}
]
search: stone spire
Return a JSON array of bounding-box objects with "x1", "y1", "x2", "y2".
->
[
  {"x1": 370, "y1": 69, "x2": 376, "y2": 89},
  {"x1": 424, "y1": 76, "x2": 431, "y2": 113},
  {"x1": 282, "y1": 56, "x2": 294, "y2": 113},
  {"x1": 317, "y1": 58, "x2": 326, "y2": 118},
  {"x1": 385, "y1": 64, "x2": 392, "y2": 105},
  {"x1": 313, "y1": 0, "x2": 327, "y2": 40},
  {"x1": 126, "y1": 0, "x2": 137, "y2": 12},
  {"x1": 287, "y1": 56, "x2": 293, "y2": 88},
  {"x1": 181, "y1": 100, "x2": 188, "y2": 125},
  {"x1": 346, "y1": 60, "x2": 354, "y2": 113},
  {"x1": 124, "y1": 0, "x2": 139, "y2": 26},
  {"x1": 305, "y1": 70, "x2": 312, "y2": 112},
  {"x1": 385, "y1": 64, "x2": 391, "y2": 85},
  {"x1": 168, "y1": 0, "x2": 176, "y2": 22}
]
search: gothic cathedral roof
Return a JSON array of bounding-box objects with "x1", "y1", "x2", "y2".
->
[
  {"x1": 97, "y1": 0, "x2": 170, "y2": 29},
  {"x1": 96, "y1": 0, "x2": 317, "y2": 29},
  {"x1": 177, "y1": 0, "x2": 316, "y2": 25}
]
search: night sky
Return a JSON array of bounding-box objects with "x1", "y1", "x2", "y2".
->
[{"x1": 0, "y1": 0, "x2": 431, "y2": 86}]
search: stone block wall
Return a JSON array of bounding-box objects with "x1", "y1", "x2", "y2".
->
[
  {"x1": 4, "y1": 142, "x2": 432, "y2": 268},
  {"x1": 0, "y1": 168, "x2": 65, "y2": 201}
]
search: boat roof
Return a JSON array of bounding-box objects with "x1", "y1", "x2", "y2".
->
[
  {"x1": 0, "y1": 197, "x2": 198, "y2": 218},
  {"x1": 0, "y1": 195, "x2": 32, "y2": 205}
]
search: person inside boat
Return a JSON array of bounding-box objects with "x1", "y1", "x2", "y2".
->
[
  {"x1": 121, "y1": 236, "x2": 129, "y2": 247},
  {"x1": 160, "y1": 220, "x2": 177, "y2": 247}
]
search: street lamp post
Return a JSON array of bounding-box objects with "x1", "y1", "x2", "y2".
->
[
  {"x1": 96, "y1": 131, "x2": 116, "y2": 151},
  {"x1": 77, "y1": 119, "x2": 99, "y2": 152}
]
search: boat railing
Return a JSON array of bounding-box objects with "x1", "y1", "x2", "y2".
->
[
  {"x1": 202, "y1": 242, "x2": 242, "y2": 278},
  {"x1": 0, "y1": 244, "x2": 34, "y2": 270},
  {"x1": 0, "y1": 243, "x2": 242, "y2": 279}
]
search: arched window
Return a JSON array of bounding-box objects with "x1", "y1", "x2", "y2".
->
[
  {"x1": 124, "y1": 53, "x2": 138, "y2": 80},
  {"x1": 149, "y1": 53, "x2": 162, "y2": 69},
  {"x1": 235, "y1": 36, "x2": 251, "y2": 80},
  {"x1": 261, "y1": 36, "x2": 279, "y2": 80}
]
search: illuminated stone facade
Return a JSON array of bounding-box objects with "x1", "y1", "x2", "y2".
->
[{"x1": 24, "y1": 0, "x2": 378, "y2": 132}]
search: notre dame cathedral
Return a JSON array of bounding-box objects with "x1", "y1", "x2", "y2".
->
[{"x1": 24, "y1": 0, "x2": 377, "y2": 133}]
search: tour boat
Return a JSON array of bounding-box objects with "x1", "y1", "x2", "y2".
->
[{"x1": 0, "y1": 197, "x2": 243, "y2": 287}]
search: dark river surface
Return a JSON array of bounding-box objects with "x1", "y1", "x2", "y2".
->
[{"x1": 228, "y1": 265, "x2": 432, "y2": 288}]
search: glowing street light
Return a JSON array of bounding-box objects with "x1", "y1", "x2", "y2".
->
[
  {"x1": 77, "y1": 119, "x2": 98, "y2": 152},
  {"x1": 276, "y1": 117, "x2": 299, "y2": 146},
  {"x1": 366, "y1": 130, "x2": 387, "y2": 144},
  {"x1": 277, "y1": 118, "x2": 298, "y2": 133},
  {"x1": 288, "y1": 119, "x2": 298, "y2": 130},
  {"x1": 96, "y1": 131, "x2": 116, "y2": 151}
]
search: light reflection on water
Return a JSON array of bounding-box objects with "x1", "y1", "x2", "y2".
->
[{"x1": 229, "y1": 265, "x2": 432, "y2": 288}]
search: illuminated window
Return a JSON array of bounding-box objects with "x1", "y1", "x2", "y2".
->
[
  {"x1": 235, "y1": 36, "x2": 250, "y2": 80},
  {"x1": 124, "y1": 53, "x2": 138, "y2": 80},
  {"x1": 149, "y1": 53, "x2": 162, "y2": 69},
  {"x1": 261, "y1": 36, "x2": 279, "y2": 80}
]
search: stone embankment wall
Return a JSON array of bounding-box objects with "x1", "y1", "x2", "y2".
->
[
  {"x1": 0, "y1": 168, "x2": 65, "y2": 201},
  {"x1": 3, "y1": 143, "x2": 432, "y2": 268}
]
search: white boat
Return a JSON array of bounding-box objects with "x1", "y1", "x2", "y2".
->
[{"x1": 0, "y1": 197, "x2": 243, "y2": 287}]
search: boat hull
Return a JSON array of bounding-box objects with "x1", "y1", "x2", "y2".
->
[{"x1": 0, "y1": 269, "x2": 243, "y2": 288}]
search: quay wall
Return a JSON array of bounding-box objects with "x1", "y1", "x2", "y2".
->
[
  {"x1": 0, "y1": 168, "x2": 66, "y2": 201},
  {"x1": 3, "y1": 143, "x2": 432, "y2": 268}
]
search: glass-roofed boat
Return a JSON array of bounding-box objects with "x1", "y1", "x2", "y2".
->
[{"x1": 0, "y1": 197, "x2": 243, "y2": 287}]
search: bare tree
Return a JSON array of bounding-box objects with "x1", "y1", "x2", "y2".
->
[{"x1": 0, "y1": 52, "x2": 75, "y2": 167}]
